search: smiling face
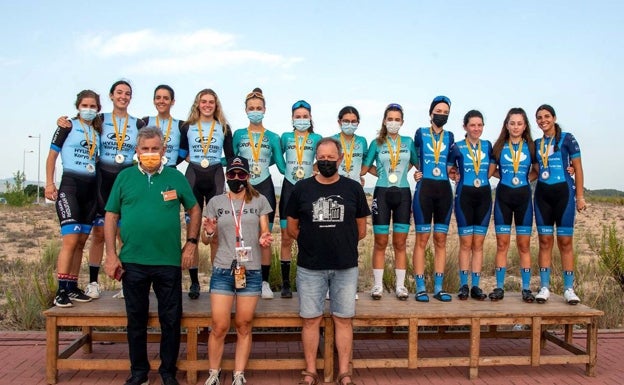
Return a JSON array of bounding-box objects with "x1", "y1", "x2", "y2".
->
[
  {"x1": 153, "y1": 88, "x2": 174, "y2": 115},
  {"x1": 110, "y1": 84, "x2": 132, "y2": 111},
  {"x1": 464, "y1": 116, "x2": 484, "y2": 142},
  {"x1": 536, "y1": 109, "x2": 557, "y2": 136},
  {"x1": 198, "y1": 93, "x2": 216, "y2": 120}
]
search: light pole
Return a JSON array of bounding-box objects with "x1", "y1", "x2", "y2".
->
[
  {"x1": 28, "y1": 134, "x2": 41, "y2": 204},
  {"x1": 22, "y1": 149, "x2": 34, "y2": 184}
]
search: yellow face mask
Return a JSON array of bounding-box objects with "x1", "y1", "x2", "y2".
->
[{"x1": 139, "y1": 152, "x2": 162, "y2": 169}]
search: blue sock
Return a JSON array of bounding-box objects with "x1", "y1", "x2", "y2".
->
[
  {"x1": 521, "y1": 268, "x2": 531, "y2": 290},
  {"x1": 495, "y1": 267, "x2": 506, "y2": 289},
  {"x1": 539, "y1": 267, "x2": 551, "y2": 288},
  {"x1": 434, "y1": 272, "x2": 444, "y2": 294},
  {"x1": 472, "y1": 272, "x2": 481, "y2": 288},
  {"x1": 415, "y1": 275, "x2": 426, "y2": 293},
  {"x1": 563, "y1": 271, "x2": 574, "y2": 290},
  {"x1": 460, "y1": 270, "x2": 469, "y2": 286}
]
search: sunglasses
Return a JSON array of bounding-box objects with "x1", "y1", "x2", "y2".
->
[
  {"x1": 226, "y1": 170, "x2": 248, "y2": 180},
  {"x1": 432, "y1": 95, "x2": 451, "y2": 105},
  {"x1": 292, "y1": 100, "x2": 311, "y2": 111},
  {"x1": 245, "y1": 91, "x2": 264, "y2": 101},
  {"x1": 386, "y1": 103, "x2": 403, "y2": 111}
]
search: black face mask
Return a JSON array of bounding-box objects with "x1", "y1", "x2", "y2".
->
[
  {"x1": 227, "y1": 179, "x2": 247, "y2": 193},
  {"x1": 432, "y1": 113, "x2": 449, "y2": 128},
  {"x1": 317, "y1": 160, "x2": 338, "y2": 177}
]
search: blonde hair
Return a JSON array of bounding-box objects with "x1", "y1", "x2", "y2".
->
[{"x1": 186, "y1": 89, "x2": 229, "y2": 132}]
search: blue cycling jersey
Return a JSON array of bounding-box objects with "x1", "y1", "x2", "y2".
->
[
  {"x1": 414, "y1": 127, "x2": 455, "y2": 180},
  {"x1": 535, "y1": 132, "x2": 581, "y2": 186},
  {"x1": 449, "y1": 139, "x2": 494, "y2": 187},
  {"x1": 143, "y1": 116, "x2": 185, "y2": 166},
  {"x1": 184, "y1": 121, "x2": 227, "y2": 166},
  {"x1": 99, "y1": 112, "x2": 142, "y2": 168},
  {"x1": 50, "y1": 118, "x2": 99, "y2": 176},
  {"x1": 498, "y1": 140, "x2": 533, "y2": 188}
]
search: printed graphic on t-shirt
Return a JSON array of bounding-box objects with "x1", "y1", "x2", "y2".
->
[{"x1": 312, "y1": 195, "x2": 344, "y2": 223}]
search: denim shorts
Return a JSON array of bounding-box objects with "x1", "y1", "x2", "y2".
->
[
  {"x1": 296, "y1": 266, "x2": 358, "y2": 318},
  {"x1": 209, "y1": 267, "x2": 261, "y2": 296}
]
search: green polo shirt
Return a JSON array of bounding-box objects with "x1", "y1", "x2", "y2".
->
[{"x1": 105, "y1": 165, "x2": 197, "y2": 266}]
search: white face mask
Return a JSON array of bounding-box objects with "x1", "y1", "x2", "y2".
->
[
  {"x1": 293, "y1": 119, "x2": 311, "y2": 131},
  {"x1": 386, "y1": 121, "x2": 402, "y2": 134}
]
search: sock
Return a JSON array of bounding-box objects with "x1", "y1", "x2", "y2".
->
[
  {"x1": 495, "y1": 267, "x2": 506, "y2": 289},
  {"x1": 373, "y1": 269, "x2": 384, "y2": 287},
  {"x1": 539, "y1": 267, "x2": 551, "y2": 288},
  {"x1": 189, "y1": 267, "x2": 199, "y2": 285},
  {"x1": 434, "y1": 272, "x2": 444, "y2": 294},
  {"x1": 68, "y1": 275, "x2": 78, "y2": 290},
  {"x1": 261, "y1": 264, "x2": 270, "y2": 282},
  {"x1": 89, "y1": 265, "x2": 100, "y2": 283},
  {"x1": 395, "y1": 269, "x2": 406, "y2": 290},
  {"x1": 471, "y1": 272, "x2": 481, "y2": 288},
  {"x1": 280, "y1": 261, "x2": 291, "y2": 284},
  {"x1": 415, "y1": 274, "x2": 426, "y2": 293},
  {"x1": 521, "y1": 268, "x2": 531, "y2": 290},
  {"x1": 563, "y1": 271, "x2": 574, "y2": 290},
  {"x1": 57, "y1": 273, "x2": 71, "y2": 291},
  {"x1": 459, "y1": 270, "x2": 469, "y2": 286}
]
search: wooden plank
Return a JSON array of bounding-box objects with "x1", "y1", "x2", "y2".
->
[
  {"x1": 58, "y1": 334, "x2": 89, "y2": 359},
  {"x1": 408, "y1": 318, "x2": 418, "y2": 369},
  {"x1": 587, "y1": 319, "x2": 598, "y2": 376},
  {"x1": 46, "y1": 316, "x2": 58, "y2": 385},
  {"x1": 531, "y1": 317, "x2": 542, "y2": 366},
  {"x1": 469, "y1": 318, "x2": 480, "y2": 379}
]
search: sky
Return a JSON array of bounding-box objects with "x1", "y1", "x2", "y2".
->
[{"x1": 1, "y1": 0, "x2": 623, "y2": 190}]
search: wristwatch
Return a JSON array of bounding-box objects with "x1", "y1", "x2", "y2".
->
[{"x1": 186, "y1": 237, "x2": 198, "y2": 244}]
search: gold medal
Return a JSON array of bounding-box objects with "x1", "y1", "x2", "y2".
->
[
  {"x1": 473, "y1": 179, "x2": 481, "y2": 187},
  {"x1": 512, "y1": 176, "x2": 520, "y2": 186},
  {"x1": 432, "y1": 167, "x2": 441, "y2": 177},
  {"x1": 295, "y1": 167, "x2": 305, "y2": 179},
  {"x1": 115, "y1": 154, "x2": 125, "y2": 164},
  {"x1": 200, "y1": 158, "x2": 209, "y2": 168},
  {"x1": 388, "y1": 173, "x2": 398, "y2": 184},
  {"x1": 252, "y1": 164, "x2": 261, "y2": 175},
  {"x1": 86, "y1": 163, "x2": 95, "y2": 173}
]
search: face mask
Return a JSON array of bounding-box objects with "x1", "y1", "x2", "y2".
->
[
  {"x1": 317, "y1": 160, "x2": 338, "y2": 178},
  {"x1": 227, "y1": 179, "x2": 247, "y2": 193},
  {"x1": 432, "y1": 114, "x2": 449, "y2": 128},
  {"x1": 293, "y1": 119, "x2": 311, "y2": 131},
  {"x1": 139, "y1": 152, "x2": 161, "y2": 169},
  {"x1": 340, "y1": 123, "x2": 357, "y2": 136},
  {"x1": 79, "y1": 108, "x2": 97, "y2": 122},
  {"x1": 385, "y1": 121, "x2": 402, "y2": 134},
  {"x1": 247, "y1": 111, "x2": 264, "y2": 124}
]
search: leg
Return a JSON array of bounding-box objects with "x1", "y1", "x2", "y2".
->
[
  {"x1": 333, "y1": 316, "x2": 354, "y2": 385},
  {"x1": 208, "y1": 293, "x2": 234, "y2": 370},
  {"x1": 153, "y1": 266, "x2": 182, "y2": 379},
  {"x1": 233, "y1": 296, "x2": 260, "y2": 372},
  {"x1": 122, "y1": 263, "x2": 152, "y2": 380}
]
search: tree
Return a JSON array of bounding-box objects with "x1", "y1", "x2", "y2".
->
[{"x1": 3, "y1": 171, "x2": 32, "y2": 206}]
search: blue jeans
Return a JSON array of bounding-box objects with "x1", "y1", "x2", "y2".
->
[
  {"x1": 209, "y1": 267, "x2": 261, "y2": 296},
  {"x1": 122, "y1": 263, "x2": 182, "y2": 379},
  {"x1": 297, "y1": 266, "x2": 358, "y2": 318}
]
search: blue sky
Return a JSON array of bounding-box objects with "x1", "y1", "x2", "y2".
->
[{"x1": 2, "y1": 0, "x2": 622, "y2": 190}]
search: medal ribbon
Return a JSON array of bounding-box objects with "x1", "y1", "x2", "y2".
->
[
  {"x1": 248, "y1": 127, "x2": 265, "y2": 165},
  {"x1": 386, "y1": 136, "x2": 401, "y2": 173},
  {"x1": 539, "y1": 136, "x2": 555, "y2": 169},
  {"x1": 339, "y1": 133, "x2": 355, "y2": 173},
  {"x1": 295, "y1": 132, "x2": 309, "y2": 167},
  {"x1": 156, "y1": 117, "x2": 173, "y2": 147},
  {"x1": 112, "y1": 113, "x2": 128, "y2": 152},
  {"x1": 429, "y1": 128, "x2": 445, "y2": 166},
  {"x1": 79, "y1": 119, "x2": 96, "y2": 161},
  {"x1": 229, "y1": 197, "x2": 246, "y2": 247},
  {"x1": 198, "y1": 120, "x2": 216, "y2": 157},
  {"x1": 468, "y1": 140, "x2": 482, "y2": 179},
  {"x1": 508, "y1": 139, "x2": 524, "y2": 175}
]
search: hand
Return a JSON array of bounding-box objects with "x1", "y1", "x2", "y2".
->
[
  {"x1": 57, "y1": 116, "x2": 71, "y2": 128},
  {"x1": 413, "y1": 169, "x2": 423, "y2": 183},
  {"x1": 202, "y1": 217, "x2": 217, "y2": 235},
  {"x1": 259, "y1": 231, "x2": 274, "y2": 247},
  {"x1": 104, "y1": 254, "x2": 122, "y2": 279},
  {"x1": 576, "y1": 197, "x2": 587, "y2": 212},
  {"x1": 45, "y1": 184, "x2": 58, "y2": 201},
  {"x1": 567, "y1": 166, "x2": 575, "y2": 177},
  {"x1": 181, "y1": 243, "x2": 195, "y2": 269}
]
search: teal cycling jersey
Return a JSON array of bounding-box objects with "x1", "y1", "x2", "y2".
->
[
  {"x1": 99, "y1": 112, "x2": 143, "y2": 169},
  {"x1": 331, "y1": 133, "x2": 368, "y2": 182},
  {"x1": 232, "y1": 127, "x2": 285, "y2": 184},
  {"x1": 364, "y1": 135, "x2": 418, "y2": 188},
  {"x1": 50, "y1": 118, "x2": 100, "y2": 177},
  {"x1": 143, "y1": 116, "x2": 186, "y2": 166},
  {"x1": 281, "y1": 131, "x2": 322, "y2": 184}
]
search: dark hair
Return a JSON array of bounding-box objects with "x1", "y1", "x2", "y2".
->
[
  {"x1": 315, "y1": 137, "x2": 343, "y2": 157},
  {"x1": 74, "y1": 89, "x2": 103, "y2": 134},
  {"x1": 338, "y1": 106, "x2": 360, "y2": 121},
  {"x1": 429, "y1": 95, "x2": 451, "y2": 115},
  {"x1": 536, "y1": 104, "x2": 562, "y2": 152},
  {"x1": 376, "y1": 104, "x2": 404, "y2": 145},
  {"x1": 154, "y1": 84, "x2": 174, "y2": 100},
  {"x1": 492, "y1": 107, "x2": 535, "y2": 162},
  {"x1": 463, "y1": 110, "x2": 484, "y2": 126},
  {"x1": 245, "y1": 87, "x2": 265, "y2": 107},
  {"x1": 291, "y1": 100, "x2": 314, "y2": 133},
  {"x1": 109, "y1": 80, "x2": 132, "y2": 95}
]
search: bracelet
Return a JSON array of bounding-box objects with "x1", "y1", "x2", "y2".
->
[{"x1": 186, "y1": 237, "x2": 198, "y2": 244}]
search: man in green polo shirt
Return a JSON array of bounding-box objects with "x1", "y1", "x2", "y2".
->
[{"x1": 104, "y1": 126, "x2": 201, "y2": 385}]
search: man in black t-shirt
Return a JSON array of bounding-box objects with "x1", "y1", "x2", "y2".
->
[{"x1": 286, "y1": 137, "x2": 370, "y2": 385}]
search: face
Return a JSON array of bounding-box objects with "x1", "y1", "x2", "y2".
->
[
  {"x1": 245, "y1": 98, "x2": 265, "y2": 112},
  {"x1": 110, "y1": 84, "x2": 132, "y2": 110},
  {"x1": 154, "y1": 89, "x2": 174, "y2": 115},
  {"x1": 536, "y1": 109, "x2": 556, "y2": 134},
  {"x1": 316, "y1": 142, "x2": 343, "y2": 164},
  {"x1": 226, "y1": 169, "x2": 250, "y2": 181},
  {"x1": 198, "y1": 94, "x2": 216, "y2": 119},
  {"x1": 136, "y1": 136, "x2": 164, "y2": 171},
  {"x1": 78, "y1": 97, "x2": 99, "y2": 111},
  {"x1": 385, "y1": 110, "x2": 403, "y2": 125},
  {"x1": 506, "y1": 114, "x2": 526, "y2": 140},
  {"x1": 292, "y1": 107, "x2": 311, "y2": 120},
  {"x1": 464, "y1": 117, "x2": 484, "y2": 141},
  {"x1": 430, "y1": 102, "x2": 450, "y2": 117},
  {"x1": 338, "y1": 112, "x2": 359, "y2": 126}
]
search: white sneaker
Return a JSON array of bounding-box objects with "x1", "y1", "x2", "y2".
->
[
  {"x1": 112, "y1": 288, "x2": 125, "y2": 299},
  {"x1": 535, "y1": 287, "x2": 550, "y2": 304},
  {"x1": 232, "y1": 372, "x2": 246, "y2": 385},
  {"x1": 204, "y1": 369, "x2": 221, "y2": 385},
  {"x1": 85, "y1": 282, "x2": 101, "y2": 299},
  {"x1": 370, "y1": 285, "x2": 383, "y2": 300},
  {"x1": 261, "y1": 281, "x2": 273, "y2": 299},
  {"x1": 395, "y1": 286, "x2": 409, "y2": 300},
  {"x1": 563, "y1": 288, "x2": 580, "y2": 305}
]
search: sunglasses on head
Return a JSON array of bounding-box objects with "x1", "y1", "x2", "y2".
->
[
  {"x1": 432, "y1": 95, "x2": 451, "y2": 105},
  {"x1": 386, "y1": 103, "x2": 403, "y2": 111},
  {"x1": 292, "y1": 100, "x2": 311, "y2": 111},
  {"x1": 245, "y1": 91, "x2": 264, "y2": 101},
  {"x1": 226, "y1": 170, "x2": 248, "y2": 180}
]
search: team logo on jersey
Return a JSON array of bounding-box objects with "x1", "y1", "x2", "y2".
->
[
  {"x1": 466, "y1": 150, "x2": 486, "y2": 162},
  {"x1": 106, "y1": 133, "x2": 131, "y2": 141},
  {"x1": 503, "y1": 152, "x2": 528, "y2": 163},
  {"x1": 426, "y1": 142, "x2": 447, "y2": 153},
  {"x1": 194, "y1": 137, "x2": 217, "y2": 144}
]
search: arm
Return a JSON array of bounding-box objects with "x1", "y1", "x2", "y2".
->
[
  {"x1": 570, "y1": 157, "x2": 586, "y2": 211},
  {"x1": 103, "y1": 211, "x2": 121, "y2": 279},
  {"x1": 222, "y1": 125, "x2": 234, "y2": 159},
  {"x1": 44, "y1": 149, "x2": 59, "y2": 201},
  {"x1": 488, "y1": 163, "x2": 499, "y2": 179},
  {"x1": 258, "y1": 214, "x2": 274, "y2": 247},
  {"x1": 182, "y1": 203, "x2": 201, "y2": 269},
  {"x1": 271, "y1": 134, "x2": 287, "y2": 174},
  {"x1": 286, "y1": 216, "x2": 299, "y2": 239},
  {"x1": 356, "y1": 217, "x2": 367, "y2": 241}
]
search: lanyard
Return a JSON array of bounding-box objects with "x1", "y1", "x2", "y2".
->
[
  {"x1": 79, "y1": 119, "x2": 97, "y2": 160},
  {"x1": 429, "y1": 128, "x2": 444, "y2": 166},
  {"x1": 248, "y1": 127, "x2": 265, "y2": 164},
  {"x1": 467, "y1": 140, "x2": 482, "y2": 178},
  {"x1": 229, "y1": 197, "x2": 246, "y2": 248},
  {"x1": 340, "y1": 133, "x2": 356, "y2": 173},
  {"x1": 198, "y1": 120, "x2": 216, "y2": 156},
  {"x1": 295, "y1": 132, "x2": 309, "y2": 166},
  {"x1": 508, "y1": 139, "x2": 524, "y2": 175},
  {"x1": 155, "y1": 117, "x2": 173, "y2": 147},
  {"x1": 539, "y1": 136, "x2": 555, "y2": 169},
  {"x1": 112, "y1": 113, "x2": 128, "y2": 152},
  {"x1": 386, "y1": 136, "x2": 401, "y2": 172}
]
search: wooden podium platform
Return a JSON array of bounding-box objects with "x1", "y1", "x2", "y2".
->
[{"x1": 44, "y1": 291, "x2": 603, "y2": 384}]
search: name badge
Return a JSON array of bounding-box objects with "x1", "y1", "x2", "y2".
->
[
  {"x1": 235, "y1": 246, "x2": 253, "y2": 263},
  {"x1": 162, "y1": 190, "x2": 177, "y2": 201}
]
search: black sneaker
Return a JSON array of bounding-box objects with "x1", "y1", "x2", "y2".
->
[
  {"x1": 488, "y1": 288, "x2": 504, "y2": 301},
  {"x1": 281, "y1": 282, "x2": 292, "y2": 298},
  {"x1": 123, "y1": 374, "x2": 148, "y2": 385},
  {"x1": 160, "y1": 375, "x2": 179, "y2": 385},
  {"x1": 54, "y1": 289, "x2": 73, "y2": 308},
  {"x1": 67, "y1": 288, "x2": 92, "y2": 303},
  {"x1": 522, "y1": 289, "x2": 535, "y2": 303},
  {"x1": 470, "y1": 286, "x2": 487, "y2": 301},
  {"x1": 458, "y1": 284, "x2": 469, "y2": 300},
  {"x1": 188, "y1": 282, "x2": 200, "y2": 300}
]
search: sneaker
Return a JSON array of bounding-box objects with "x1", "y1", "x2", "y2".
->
[
  {"x1": 395, "y1": 286, "x2": 409, "y2": 300},
  {"x1": 470, "y1": 286, "x2": 487, "y2": 301},
  {"x1": 204, "y1": 369, "x2": 221, "y2": 385},
  {"x1": 522, "y1": 289, "x2": 535, "y2": 303},
  {"x1": 161, "y1": 375, "x2": 179, "y2": 385},
  {"x1": 458, "y1": 284, "x2": 469, "y2": 300},
  {"x1": 68, "y1": 287, "x2": 92, "y2": 303},
  {"x1": 85, "y1": 282, "x2": 101, "y2": 299},
  {"x1": 189, "y1": 282, "x2": 200, "y2": 299},
  {"x1": 54, "y1": 289, "x2": 73, "y2": 308},
  {"x1": 113, "y1": 288, "x2": 125, "y2": 299},
  {"x1": 536, "y1": 287, "x2": 550, "y2": 304},
  {"x1": 488, "y1": 288, "x2": 504, "y2": 301},
  {"x1": 370, "y1": 285, "x2": 383, "y2": 300},
  {"x1": 232, "y1": 372, "x2": 246, "y2": 385},
  {"x1": 123, "y1": 375, "x2": 148, "y2": 385},
  {"x1": 261, "y1": 281, "x2": 274, "y2": 299},
  {"x1": 563, "y1": 288, "x2": 580, "y2": 305},
  {"x1": 281, "y1": 282, "x2": 292, "y2": 298}
]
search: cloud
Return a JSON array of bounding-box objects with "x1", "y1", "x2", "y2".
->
[
  {"x1": 0, "y1": 57, "x2": 21, "y2": 67},
  {"x1": 78, "y1": 28, "x2": 302, "y2": 75}
]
